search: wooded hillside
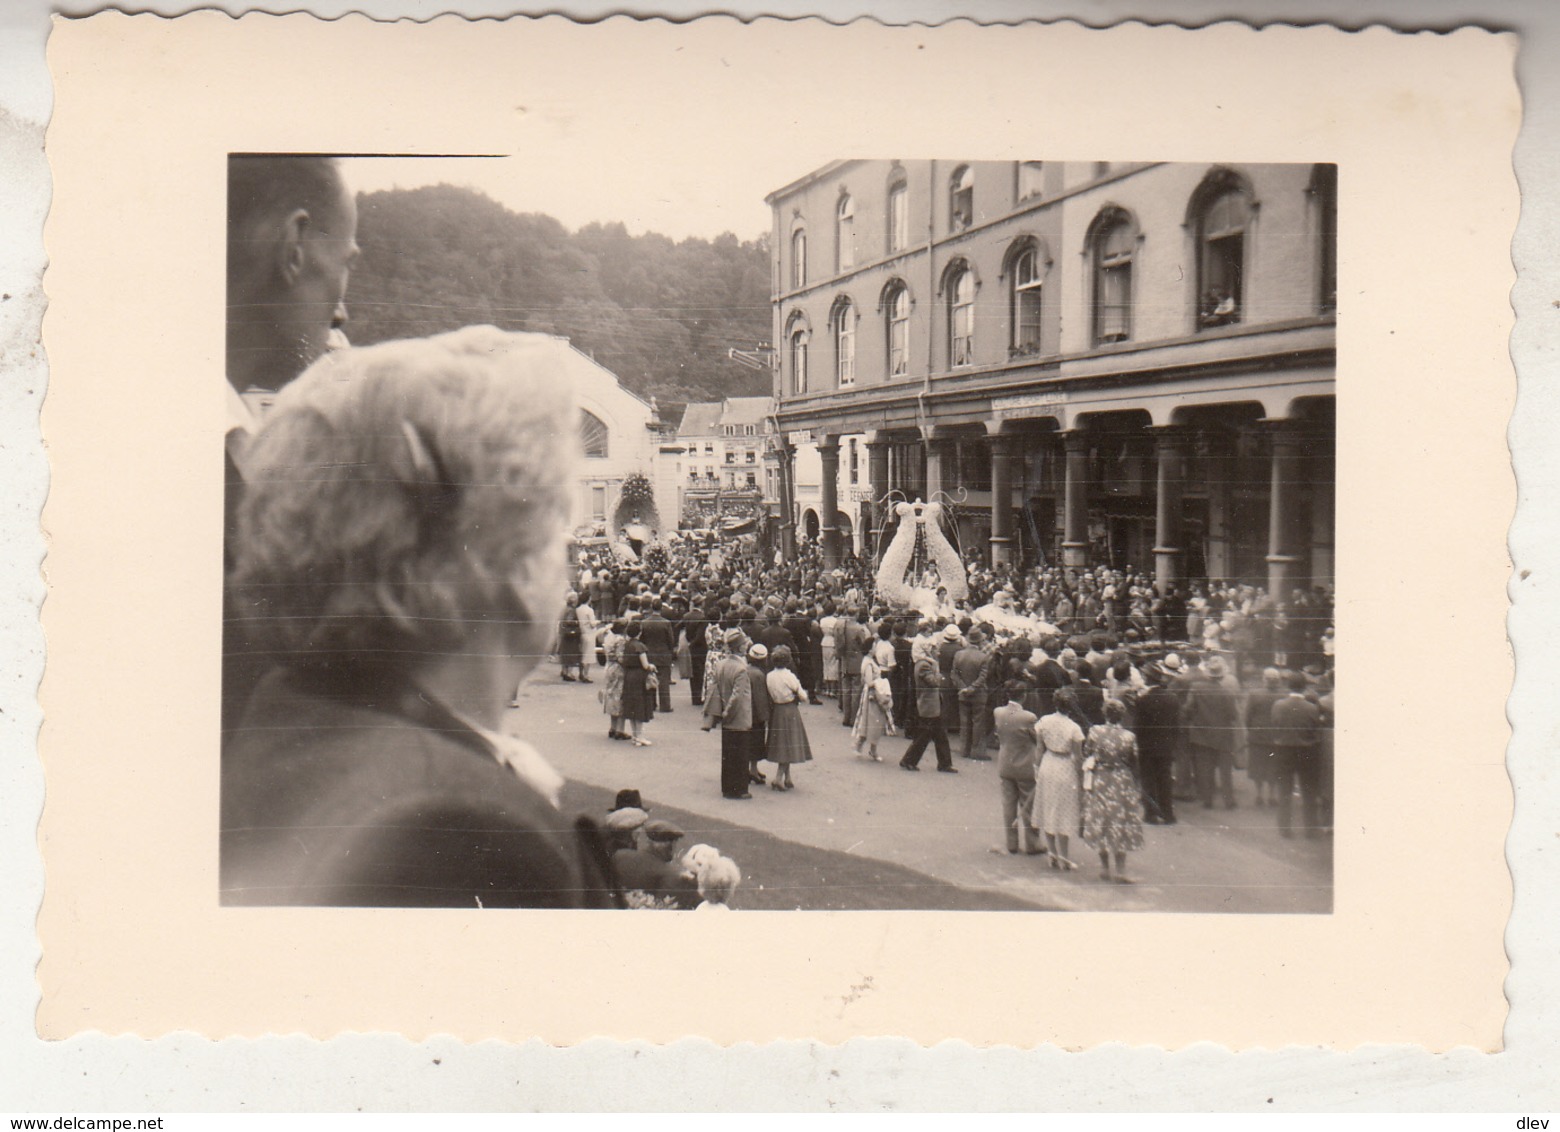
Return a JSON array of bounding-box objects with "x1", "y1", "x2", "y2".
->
[{"x1": 344, "y1": 184, "x2": 774, "y2": 404}]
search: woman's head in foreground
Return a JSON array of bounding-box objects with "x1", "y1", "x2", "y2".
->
[{"x1": 233, "y1": 326, "x2": 578, "y2": 672}]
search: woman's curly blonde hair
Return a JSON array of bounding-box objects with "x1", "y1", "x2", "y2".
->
[{"x1": 233, "y1": 326, "x2": 579, "y2": 666}]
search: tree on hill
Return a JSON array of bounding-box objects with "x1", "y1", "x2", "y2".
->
[{"x1": 345, "y1": 185, "x2": 773, "y2": 404}]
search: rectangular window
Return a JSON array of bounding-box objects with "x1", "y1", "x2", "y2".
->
[
  {"x1": 1098, "y1": 262, "x2": 1131, "y2": 343},
  {"x1": 849, "y1": 438, "x2": 859, "y2": 485},
  {"x1": 590, "y1": 485, "x2": 607, "y2": 520},
  {"x1": 889, "y1": 310, "x2": 908, "y2": 376},
  {"x1": 746, "y1": 471, "x2": 757, "y2": 488},
  {"x1": 746, "y1": 450, "x2": 756, "y2": 464},
  {"x1": 888, "y1": 184, "x2": 909, "y2": 253},
  {"x1": 1018, "y1": 161, "x2": 1044, "y2": 199},
  {"x1": 1199, "y1": 233, "x2": 1244, "y2": 327},
  {"x1": 726, "y1": 451, "x2": 736, "y2": 464}
]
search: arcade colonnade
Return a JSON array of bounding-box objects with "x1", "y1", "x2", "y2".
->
[{"x1": 775, "y1": 394, "x2": 1335, "y2": 601}]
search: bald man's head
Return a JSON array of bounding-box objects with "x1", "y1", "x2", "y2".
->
[{"x1": 226, "y1": 155, "x2": 359, "y2": 394}]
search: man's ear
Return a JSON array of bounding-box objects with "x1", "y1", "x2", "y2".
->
[{"x1": 277, "y1": 208, "x2": 312, "y2": 285}]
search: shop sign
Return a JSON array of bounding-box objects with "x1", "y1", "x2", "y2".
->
[{"x1": 992, "y1": 391, "x2": 1069, "y2": 420}]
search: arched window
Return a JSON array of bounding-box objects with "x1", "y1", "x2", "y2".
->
[
  {"x1": 887, "y1": 178, "x2": 909, "y2": 253},
  {"x1": 950, "y1": 165, "x2": 974, "y2": 231},
  {"x1": 836, "y1": 194, "x2": 855, "y2": 272},
  {"x1": 1310, "y1": 163, "x2": 1337, "y2": 312},
  {"x1": 1193, "y1": 172, "x2": 1253, "y2": 328},
  {"x1": 579, "y1": 410, "x2": 609, "y2": 459},
  {"x1": 789, "y1": 325, "x2": 810, "y2": 394},
  {"x1": 832, "y1": 297, "x2": 856, "y2": 386},
  {"x1": 1009, "y1": 243, "x2": 1044, "y2": 356},
  {"x1": 948, "y1": 263, "x2": 975, "y2": 367},
  {"x1": 883, "y1": 281, "x2": 910, "y2": 377},
  {"x1": 791, "y1": 227, "x2": 807, "y2": 289},
  {"x1": 1090, "y1": 209, "x2": 1136, "y2": 345}
]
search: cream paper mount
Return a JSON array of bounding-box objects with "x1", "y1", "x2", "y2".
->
[{"x1": 41, "y1": 13, "x2": 1515, "y2": 1046}]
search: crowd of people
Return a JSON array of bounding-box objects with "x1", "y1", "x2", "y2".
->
[
  {"x1": 219, "y1": 155, "x2": 1333, "y2": 910},
  {"x1": 554, "y1": 534, "x2": 1337, "y2": 883}
]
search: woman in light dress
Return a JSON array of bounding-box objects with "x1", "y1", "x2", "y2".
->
[
  {"x1": 764, "y1": 645, "x2": 813, "y2": 791},
  {"x1": 1033, "y1": 687, "x2": 1087, "y2": 870},
  {"x1": 818, "y1": 603, "x2": 840, "y2": 700},
  {"x1": 851, "y1": 648, "x2": 896, "y2": 761}
]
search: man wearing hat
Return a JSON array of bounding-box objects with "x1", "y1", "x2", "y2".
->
[
  {"x1": 1185, "y1": 654, "x2": 1240, "y2": 810},
  {"x1": 602, "y1": 805, "x2": 649, "y2": 856},
  {"x1": 901, "y1": 645, "x2": 956, "y2": 773},
  {"x1": 936, "y1": 623, "x2": 965, "y2": 736},
  {"x1": 610, "y1": 788, "x2": 645, "y2": 814},
  {"x1": 613, "y1": 817, "x2": 691, "y2": 905},
  {"x1": 1134, "y1": 664, "x2": 1181, "y2": 824},
  {"x1": 952, "y1": 628, "x2": 994, "y2": 761},
  {"x1": 702, "y1": 629, "x2": 755, "y2": 800},
  {"x1": 745, "y1": 643, "x2": 773, "y2": 786}
]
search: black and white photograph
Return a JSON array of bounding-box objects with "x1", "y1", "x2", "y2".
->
[
  {"x1": 221, "y1": 153, "x2": 1337, "y2": 914},
  {"x1": 35, "y1": 12, "x2": 1517, "y2": 1055}
]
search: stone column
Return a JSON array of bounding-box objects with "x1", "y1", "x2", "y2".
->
[
  {"x1": 778, "y1": 439, "x2": 797, "y2": 561},
  {"x1": 867, "y1": 439, "x2": 890, "y2": 555},
  {"x1": 1062, "y1": 429, "x2": 1091, "y2": 568},
  {"x1": 1309, "y1": 447, "x2": 1334, "y2": 589},
  {"x1": 818, "y1": 437, "x2": 842, "y2": 567},
  {"x1": 1151, "y1": 426, "x2": 1187, "y2": 595},
  {"x1": 1265, "y1": 422, "x2": 1304, "y2": 601},
  {"x1": 924, "y1": 434, "x2": 953, "y2": 501},
  {"x1": 989, "y1": 432, "x2": 1016, "y2": 567},
  {"x1": 903, "y1": 440, "x2": 923, "y2": 501},
  {"x1": 1204, "y1": 433, "x2": 1233, "y2": 581}
]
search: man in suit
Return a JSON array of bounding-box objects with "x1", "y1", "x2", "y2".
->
[
  {"x1": 781, "y1": 600, "x2": 819, "y2": 704},
  {"x1": 1270, "y1": 669, "x2": 1324, "y2": 838},
  {"x1": 952, "y1": 628, "x2": 995, "y2": 760},
  {"x1": 1133, "y1": 664, "x2": 1181, "y2": 824},
  {"x1": 900, "y1": 651, "x2": 956, "y2": 773},
  {"x1": 836, "y1": 606, "x2": 871, "y2": 728},
  {"x1": 993, "y1": 683, "x2": 1042, "y2": 853},
  {"x1": 639, "y1": 600, "x2": 678, "y2": 713},
  {"x1": 890, "y1": 618, "x2": 916, "y2": 730},
  {"x1": 1184, "y1": 654, "x2": 1240, "y2": 809},
  {"x1": 756, "y1": 605, "x2": 797, "y2": 660},
  {"x1": 744, "y1": 643, "x2": 773, "y2": 786},
  {"x1": 1027, "y1": 638, "x2": 1071, "y2": 719},
  {"x1": 701, "y1": 629, "x2": 755, "y2": 800}
]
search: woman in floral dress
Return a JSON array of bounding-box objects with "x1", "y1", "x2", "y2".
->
[
  {"x1": 1033, "y1": 687, "x2": 1086, "y2": 870},
  {"x1": 600, "y1": 619, "x2": 627, "y2": 739},
  {"x1": 1081, "y1": 697, "x2": 1146, "y2": 883}
]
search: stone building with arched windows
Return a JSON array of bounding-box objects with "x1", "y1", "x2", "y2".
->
[{"x1": 765, "y1": 159, "x2": 1336, "y2": 599}]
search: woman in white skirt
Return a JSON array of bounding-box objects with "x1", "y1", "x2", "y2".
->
[{"x1": 1033, "y1": 687, "x2": 1087, "y2": 870}]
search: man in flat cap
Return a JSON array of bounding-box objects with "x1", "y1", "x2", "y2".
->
[{"x1": 613, "y1": 818, "x2": 697, "y2": 907}]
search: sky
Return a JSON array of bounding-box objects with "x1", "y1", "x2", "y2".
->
[{"x1": 340, "y1": 152, "x2": 785, "y2": 243}]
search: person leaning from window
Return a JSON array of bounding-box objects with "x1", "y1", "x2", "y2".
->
[{"x1": 221, "y1": 326, "x2": 620, "y2": 908}]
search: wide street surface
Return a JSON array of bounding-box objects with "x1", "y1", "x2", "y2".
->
[{"x1": 507, "y1": 670, "x2": 1333, "y2": 914}]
